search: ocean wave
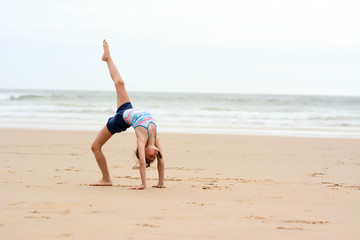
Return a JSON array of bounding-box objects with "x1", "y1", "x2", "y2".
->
[
  {"x1": 0, "y1": 91, "x2": 114, "y2": 102},
  {"x1": 0, "y1": 104, "x2": 115, "y2": 114},
  {"x1": 1, "y1": 89, "x2": 360, "y2": 137},
  {"x1": 200, "y1": 107, "x2": 230, "y2": 111},
  {"x1": 0, "y1": 93, "x2": 44, "y2": 100},
  {"x1": 0, "y1": 92, "x2": 64, "y2": 101},
  {"x1": 12, "y1": 94, "x2": 50, "y2": 100},
  {"x1": 309, "y1": 116, "x2": 360, "y2": 121}
]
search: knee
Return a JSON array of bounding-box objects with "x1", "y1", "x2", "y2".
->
[
  {"x1": 114, "y1": 78, "x2": 125, "y2": 87},
  {"x1": 91, "y1": 143, "x2": 101, "y2": 153}
]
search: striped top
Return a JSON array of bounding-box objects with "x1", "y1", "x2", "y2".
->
[{"x1": 122, "y1": 109, "x2": 157, "y2": 137}]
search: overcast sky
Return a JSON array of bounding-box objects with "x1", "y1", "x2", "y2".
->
[{"x1": 0, "y1": 0, "x2": 359, "y2": 95}]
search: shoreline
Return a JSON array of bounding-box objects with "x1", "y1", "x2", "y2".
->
[{"x1": 1, "y1": 126, "x2": 360, "y2": 140}]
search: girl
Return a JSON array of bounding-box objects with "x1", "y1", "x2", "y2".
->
[{"x1": 90, "y1": 40, "x2": 165, "y2": 190}]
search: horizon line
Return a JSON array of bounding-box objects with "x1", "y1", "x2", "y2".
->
[{"x1": 1, "y1": 87, "x2": 359, "y2": 98}]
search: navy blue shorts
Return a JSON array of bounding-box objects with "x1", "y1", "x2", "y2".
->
[{"x1": 106, "y1": 102, "x2": 133, "y2": 135}]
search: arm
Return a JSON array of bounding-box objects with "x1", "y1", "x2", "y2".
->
[
  {"x1": 154, "y1": 137, "x2": 165, "y2": 187},
  {"x1": 130, "y1": 139, "x2": 147, "y2": 190}
]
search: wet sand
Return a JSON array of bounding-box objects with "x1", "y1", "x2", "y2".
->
[{"x1": 0, "y1": 128, "x2": 359, "y2": 239}]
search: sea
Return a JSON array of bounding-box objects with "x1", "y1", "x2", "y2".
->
[{"x1": 1, "y1": 89, "x2": 360, "y2": 138}]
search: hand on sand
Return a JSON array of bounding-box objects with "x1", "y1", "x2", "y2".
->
[
  {"x1": 90, "y1": 179, "x2": 113, "y2": 186},
  {"x1": 102, "y1": 39, "x2": 110, "y2": 62},
  {"x1": 152, "y1": 185, "x2": 166, "y2": 188},
  {"x1": 129, "y1": 185, "x2": 146, "y2": 190}
]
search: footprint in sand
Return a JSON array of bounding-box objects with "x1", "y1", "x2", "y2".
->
[
  {"x1": 86, "y1": 210, "x2": 101, "y2": 214},
  {"x1": 59, "y1": 209, "x2": 71, "y2": 215},
  {"x1": 186, "y1": 202, "x2": 205, "y2": 206},
  {"x1": 202, "y1": 185, "x2": 222, "y2": 190},
  {"x1": 309, "y1": 173, "x2": 326, "y2": 177},
  {"x1": 321, "y1": 182, "x2": 360, "y2": 190},
  {"x1": 186, "y1": 202, "x2": 215, "y2": 206},
  {"x1": 24, "y1": 215, "x2": 51, "y2": 219},
  {"x1": 114, "y1": 175, "x2": 140, "y2": 180},
  {"x1": 244, "y1": 215, "x2": 268, "y2": 221},
  {"x1": 136, "y1": 223, "x2": 159, "y2": 228},
  {"x1": 29, "y1": 210, "x2": 40, "y2": 214},
  {"x1": 115, "y1": 184, "x2": 133, "y2": 188},
  {"x1": 164, "y1": 177, "x2": 182, "y2": 182},
  {"x1": 276, "y1": 226, "x2": 304, "y2": 230},
  {"x1": 282, "y1": 220, "x2": 329, "y2": 224},
  {"x1": 54, "y1": 167, "x2": 82, "y2": 172},
  {"x1": 202, "y1": 182, "x2": 223, "y2": 190},
  {"x1": 58, "y1": 233, "x2": 74, "y2": 237}
]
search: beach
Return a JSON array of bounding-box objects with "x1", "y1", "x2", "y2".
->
[
  {"x1": 1, "y1": 128, "x2": 359, "y2": 240},
  {"x1": 2, "y1": 0, "x2": 359, "y2": 238}
]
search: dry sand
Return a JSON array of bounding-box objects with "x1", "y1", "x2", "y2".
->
[{"x1": 0, "y1": 128, "x2": 359, "y2": 239}]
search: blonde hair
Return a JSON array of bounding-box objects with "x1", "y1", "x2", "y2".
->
[{"x1": 135, "y1": 148, "x2": 162, "y2": 168}]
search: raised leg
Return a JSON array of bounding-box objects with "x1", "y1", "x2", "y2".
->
[
  {"x1": 90, "y1": 125, "x2": 113, "y2": 186},
  {"x1": 102, "y1": 40, "x2": 131, "y2": 108}
]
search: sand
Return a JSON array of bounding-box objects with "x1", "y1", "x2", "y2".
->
[{"x1": 0, "y1": 128, "x2": 359, "y2": 239}]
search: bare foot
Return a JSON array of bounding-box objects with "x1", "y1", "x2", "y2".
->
[
  {"x1": 102, "y1": 39, "x2": 111, "y2": 61},
  {"x1": 90, "y1": 179, "x2": 113, "y2": 186}
]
